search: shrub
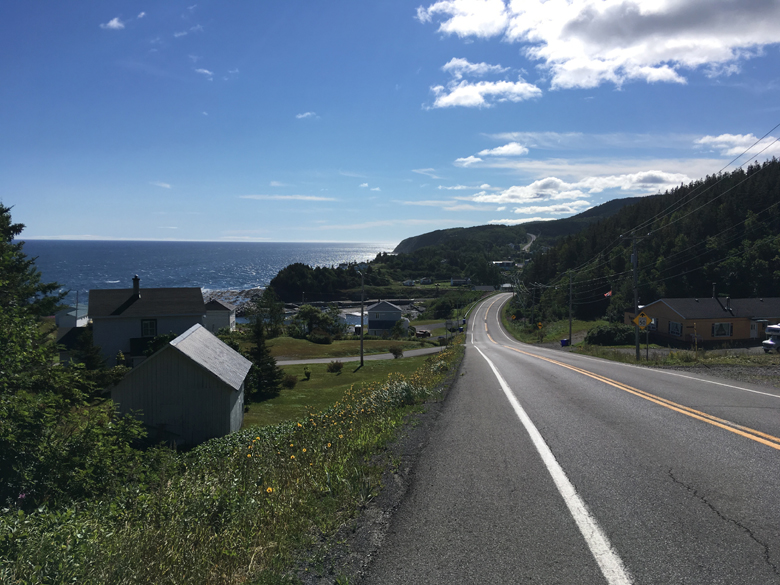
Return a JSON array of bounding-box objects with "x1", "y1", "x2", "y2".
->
[
  {"x1": 281, "y1": 374, "x2": 298, "y2": 389},
  {"x1": 307, "y1": 328, "x2": 333, "y2": 345},
  {"x1": 326, "y1": 360, "x2": 344, "y2": 373},
  {"x1": 303, "y1": 367, "x2": 311, "y2": 380},
  {"x1": 584, "y1": 323, "x2": 635, "y2": 346},
  {"x1": 390, "y1": 346, "x2": 404, "y2": 359}
]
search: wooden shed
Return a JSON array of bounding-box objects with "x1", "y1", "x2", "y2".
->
[{"x1": 110, "y1": 324, "x2": 252, "y2": 446}]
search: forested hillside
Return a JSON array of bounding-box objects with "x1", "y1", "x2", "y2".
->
[{"x1": 518, "y1": 158, "x2": 780, "y2": 321}]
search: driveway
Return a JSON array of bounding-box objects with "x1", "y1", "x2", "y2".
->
[{"x1": 276, "y1": 345, "x2": 446, "y2": 366}]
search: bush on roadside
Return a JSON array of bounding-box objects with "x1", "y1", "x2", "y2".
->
[
  {"x1": 390, "y1": 346, "x2": 404, "y2": 359},
  {"x1": 584, "y1": 323, "x2": 635, "y2": 346},
  {"x1": 281, "y1": 373, "x2": 298, "y2": 389},
  {"x1": 326, "y1": 360, "x2": 344, "y2": 373}
]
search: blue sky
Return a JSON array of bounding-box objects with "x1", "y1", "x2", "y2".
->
[{"x1": 4, "y1": 1, "x2": 780, "y2": 245}]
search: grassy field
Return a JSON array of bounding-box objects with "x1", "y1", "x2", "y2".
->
[
  {"x1": 243, "y1": 354, "x2": 437, "y2": 427},
  {"x1": 266, "y1": 336, "x2": 437, "y2": 360}
]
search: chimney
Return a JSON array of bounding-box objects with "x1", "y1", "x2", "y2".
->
[
  {"x1": 132, "y1": 275, "x2": 140, "y2": 299},
  {"x1": 712, "y1": 282, "x2": 716, "y2": 298}
]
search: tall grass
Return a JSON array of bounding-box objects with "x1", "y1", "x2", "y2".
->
[{"x1": 0, "y1": 346, "x2": 463, "y2": 584}]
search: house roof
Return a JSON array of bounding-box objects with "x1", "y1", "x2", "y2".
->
[
  {"x1": 205, "y1": 299, "x2": 236, "y2": 311},
  {"x1": 89, "y1": 287, "x2": 204, "y2": 318},
  {"x1": 170, "y1": 324, "x2": 252, "y2": 391},
  {"x1": 366, "y1": 300, "x2": 402, "y2": 312},
  {"x1": 645, "y1": 298, "x2": 780, "y2": 320}
]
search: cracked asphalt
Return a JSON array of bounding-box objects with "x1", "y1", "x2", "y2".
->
[{"x1": 357, "y1": 294, "x2": 780, "y2": 584}]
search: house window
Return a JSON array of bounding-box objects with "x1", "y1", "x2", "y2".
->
[
  {"x1": 712, "y1": 322, "x2": 732, "y2": 337},
  {"x1": 669, "y1": 321, "x2": 682, "y2": 337},
  {"x1": 141, "y1": 319, "x2": 157, "y2": 337}
]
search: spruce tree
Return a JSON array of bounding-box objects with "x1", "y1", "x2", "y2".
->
[{"x1": 247, "y1": 317, "x2": 283, "y2": 400}]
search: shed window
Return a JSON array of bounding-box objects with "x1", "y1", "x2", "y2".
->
[
  {"x1": 669, "y1": 321, "x2": 682, "y2": 337},
  {"x1": 141, "y1": 319, "x2": 157, "y2": 338},
  {"x1": 712, "y1": 322, "x2": 733, "y2": 337}
]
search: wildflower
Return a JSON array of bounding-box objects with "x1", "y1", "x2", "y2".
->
[
  {"x1": 291, "y1": 455, "x2": 295, "y2": 459},
  {"x1": 290, "y1": 443, "x2": 294, "y2": 447},
  {"x1": 247, "y1": 454, "x2": 252, "y2": 458},
  {"x1": 297, "y1": 423, "x2": 302, "y2": 427},
  {"x1": 327, "y1": 443, "x2": 331, "y2": 448},
  {"x1": 302, "y1": 448, "x2": 307, "y2": 453},
  {"x1": 256, "y1": 436, "x2": 260, "y2": 440},
  {"x1": 266, "y1": 487, "x2": 273, "y2": 493},
  {"x1": 339, "y1": 434, "x2": 343, "y2": 439}
]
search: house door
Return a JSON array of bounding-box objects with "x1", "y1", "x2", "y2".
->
[{"x1": 750, "y1": 322, "x2": 758, "y2": 339}]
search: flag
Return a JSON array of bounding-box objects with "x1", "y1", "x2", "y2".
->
[{"x1": 604, "y1": 290, "x2": 612, "y2": 297}]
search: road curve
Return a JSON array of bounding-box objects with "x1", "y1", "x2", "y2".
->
[{"x1": 361, "y1": 293, "x2": 780, "y2": 584}]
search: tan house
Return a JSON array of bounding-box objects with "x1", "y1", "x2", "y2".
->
[{"x1": 626, "y1": 297, "x2": 780, "y2": 347}]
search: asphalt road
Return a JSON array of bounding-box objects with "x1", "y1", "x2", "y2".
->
[{"x1": 362, "y1": 293, "x2": 780, "y2": 584}]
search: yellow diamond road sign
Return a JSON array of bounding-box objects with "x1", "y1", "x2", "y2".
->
[{"x1": 632, "y1": 311, "x2": 651, "y2": 329}]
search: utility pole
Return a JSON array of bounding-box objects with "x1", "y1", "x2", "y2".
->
[
  {"x1": 568, "y1": 271, "x2": 573, "y2": 347},
  {"x1": 633, "y1": 233, "x2": 640, "y2": 361},
  {"x1": 356, "y1": 270, "x2": 364, "y2": 367}
]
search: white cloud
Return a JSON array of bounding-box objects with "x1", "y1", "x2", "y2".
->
[
  {"x1": 437, "y1": 184, "x2": 473, "y2": 190},
  {"x1": 190, "y1": 24, "x2": 204, "y2": 32},
  {"x1": 202, "y1": 111, "x2": 208, "y2": 116},
  {"x1": 511, "y1": 200, "x2": 592, "y2": 214},
  {"x1": 418, "y1": 0, "x2": 780, "y2": 89},
  {"x1": 442, "y1": 57, "x2": 509, "y2": 80},
  {"x1": 489, "y1": 217, "x2": 556, "y2": 225},
  {"x1": 469, "y1": 169, "x2": 688, "y2": 205},
  {"x1": 412, "y1": 168, "x2": 442, "y2": 179},
  {"x1": 269, "y1": 181, "x2": 288, "y2": 187},
  {"x1": 478, "y1": 142, "x2": 529, "y2": 156},
  {"x1": 228, "y1": 68, "x2": 239, "y2": 74},
  {"x1": 158, "y1": 226, "x2": 179, "y2": 230},
  {"x1": 100, "y1": 17, "x2": 125, "y2": 30},
  {"x1": 454, "y1": 156, "x2": 483, "y2": 167},
  {"x1": 150, "y1": 181, "x2": 172, "y2": 189},
  {"x1": 417, "y1": 0, "x2": 509, "y2": 38},
  {"x1": 188, "y1": 54, "x2": 201, "y2": 62},
  {"x1": 431, "y1": 78, "x2": 541, "y2": 108},
  {"x1": 359, "y1": 183, "x2": 369, "y2": 188},
  {"x1": 370, "y1": 187, "x2": 381, "y2": 191},
  {"x1": 240, "y1": 195, "x2": 337, "y2": 201},
  {"x1": 174, "y1": 31, "x2": 188, "y2": 38},
  {"x1": 138, "y1": 12, "x2": 146, "y2": 19},
  {"x1": 695, "y1": 133, "x2": 780, "y2": 157},
  {"x1": 195, "y1": 68, "x2": 213, "y2": 79},
  {"x1": 296, "y1": 111, "x2": 317, "y2": 119}
]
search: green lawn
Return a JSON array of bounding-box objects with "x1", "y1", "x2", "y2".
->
[
  {"x1": 266, "y1": 336, "x2": 436, "y2": 360},
  {"x1": 243, "y1": 354, "x2": 437, "y2": 427}
]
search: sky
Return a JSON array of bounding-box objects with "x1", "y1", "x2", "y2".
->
[{"x1": 4, "y1": 0, "x2": 780, "y2": 246}]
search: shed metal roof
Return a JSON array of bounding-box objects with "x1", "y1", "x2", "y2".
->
[
  {"x1": 205, "y1": 299, "x2": 236, "y2": 311},
  {"x1": 89, "y1": 287, "x2": 204, "y2": 318},
  {"x1": 170, "y1": 324, "x2": 252, "y2": 391}
]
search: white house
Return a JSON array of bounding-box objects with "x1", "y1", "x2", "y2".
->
[
  {"x1": 204, "y1": 299, "x2": 236, "y2": 333},
  {"x1": 366, "y1": 300, "x2": 404, "y2": 337},
  {"x1": 110, "y1": 324, "x2": 252, "y2": 446},
  {"x1": 89, "y1": 275, "x2": 206, "y2": 364},
  {"x1": 55, "y1": 303, "x2": 89, "y2": 328}
]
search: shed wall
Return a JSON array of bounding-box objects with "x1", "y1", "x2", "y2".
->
[{"x1": 111, "y1": 348, "x2": 237, "y2": 446}]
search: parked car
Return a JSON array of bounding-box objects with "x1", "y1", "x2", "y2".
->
[{"x1": 762, "y1": 324, "x2": 780, "y2": 353}]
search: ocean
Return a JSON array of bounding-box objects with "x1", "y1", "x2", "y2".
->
[{"x1": 23, "y1": 240, "x2": 394, "y2": 306}]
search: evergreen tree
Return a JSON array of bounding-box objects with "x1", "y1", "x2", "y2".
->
[
  {"x1": 246, "y1": 318, "x2": 283, "y2": 400},
  {"x1": 0, "y1": 203, "x2": 63, "y2": 316}
]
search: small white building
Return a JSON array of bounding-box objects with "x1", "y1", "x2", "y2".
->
[
  {"x1": 110, "y1": 324, "x2": 252, "y2": 447},
  {"x1": 55, "y1": 303, "x2": 89, "y2": 328},
  {"x1": 204, "y1": 299, "x2": 236, "y2": 333}
]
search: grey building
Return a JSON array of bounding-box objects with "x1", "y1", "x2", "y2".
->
[
  {"x1": 89, "y1": 276, "x2": 205, "y2": 364},
  {"x1": 110, "y1": 324, "x2": 251, "y2": 446}
]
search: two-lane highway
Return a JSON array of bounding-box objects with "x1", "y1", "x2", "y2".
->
[{"x1": 363, "y1": 293, "x2": 780, "y2": 584}]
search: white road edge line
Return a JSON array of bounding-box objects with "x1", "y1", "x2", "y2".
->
[{"x1": 476, "y1": 345, "x2": 634, "y2": 585}]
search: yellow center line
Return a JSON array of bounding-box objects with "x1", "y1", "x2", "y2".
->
[{"x1": 498, "y1": 342, "x2": 780, "y2": 452}]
